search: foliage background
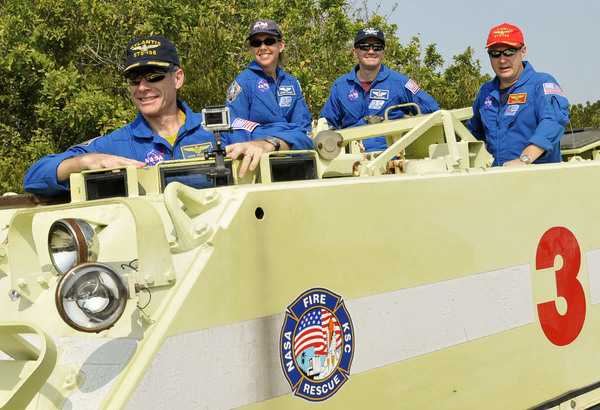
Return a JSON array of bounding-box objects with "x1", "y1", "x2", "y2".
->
[{"x1": 0, "y1": 0, "x2": 597, "y2": 194}]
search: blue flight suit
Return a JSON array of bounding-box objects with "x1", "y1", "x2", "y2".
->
[
  {"x1": 467, "y1": 61, "x2": 570, "y2": 166},
  {"x1": 320, "y1": 64, "x2": 440, "y2": 151},
  {"x1": 225, "y1": 61, "x2": 313, "y2": 149},
  {"x1": 23, "y1": 100, "x2": 216, "y2": 196}
]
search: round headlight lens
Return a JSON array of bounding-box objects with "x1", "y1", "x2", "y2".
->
[
  {"x1": 48, "y1": 219, "x2": 98, "y2": 275},
  {"x1": 55, "y1": 262, "x2": 128, "y2": 333}
]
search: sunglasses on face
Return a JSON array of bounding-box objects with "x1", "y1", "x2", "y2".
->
[
  {"x1": 249, "y1": 37, "x2": 280, "y2": 48},
  {"x1": 356, "y1": 43, "x2": 385, "y2": 51},
  {"x1": 487, "y1": 46, "x2": 523, "y2": 58},
  {"x1": 126, "y1": 70, "x2": 171, "y2": 86}
]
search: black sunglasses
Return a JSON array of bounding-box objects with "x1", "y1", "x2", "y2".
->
[
  {"x1": 487, "y1": 46, "x2": 523, "y2": 58},
  {"x1": 249, "y1": 38, "x2": 280, "y2": 48},
  {"x1": 126, "y1": 70, "x2": 171, "y2": 86},
  {"x1": 357, "y1": 43, "x2": 385, "y2": 51}
]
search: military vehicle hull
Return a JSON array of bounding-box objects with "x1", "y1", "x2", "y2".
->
[{"x1": 1, "y1": 109, "x2": 600, "y2": 409}]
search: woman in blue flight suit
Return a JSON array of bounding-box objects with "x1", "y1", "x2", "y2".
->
[{"x1": 224, "y1": 19, "x2": 313, "y2": 177}]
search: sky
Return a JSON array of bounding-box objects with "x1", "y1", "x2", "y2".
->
[{"x1": 364, "y1": 0, "x2": 597, "y2": 105}]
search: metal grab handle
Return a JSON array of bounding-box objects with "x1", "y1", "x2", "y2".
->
[
  {"x1": 384, "y1": 103, "x2": 422, "y2": 120},
  {"x1": 163, "y1": 182, "x2": 220, "y2": 253},
  {"x1": 0, "y1": 322, "x2": 57, "y2": 409}
]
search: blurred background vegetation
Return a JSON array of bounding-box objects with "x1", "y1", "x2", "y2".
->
[{"x1": 1, "y1": 0, "x2": 597, "y2": 194}]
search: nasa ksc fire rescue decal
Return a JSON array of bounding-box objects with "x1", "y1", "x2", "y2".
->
[{"x1": 279, "y1": 288, "x2": 354, "y2": 401}]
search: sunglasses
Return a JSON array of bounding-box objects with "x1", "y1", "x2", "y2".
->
[
  {"x1": 356, "y1": 43, "x2": 385, "y2": 51},
  {"x1": 249, "y1": 38, "x2": 280, "y2": 48},
  {"x1": 126, "y1": 70, "x2": 171, "y2": 86},
  {"x1": 487, "y1": 46, "x2": 523, "y2": 58}
]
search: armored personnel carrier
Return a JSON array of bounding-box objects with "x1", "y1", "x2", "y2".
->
[{"x1": 1, "y1": 106, "x2": 600, "y2": 409}]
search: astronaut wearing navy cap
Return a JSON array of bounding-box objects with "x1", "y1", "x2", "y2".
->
[
  {"x1": 24, "y1": 35, "x2": 217, "y2": 196},
  {"x1": 224, "y1": 19, "x2": 313, "y2": 178},
  {"x1": 320, "y1": 27, "x2": 440, "y2": 152}
]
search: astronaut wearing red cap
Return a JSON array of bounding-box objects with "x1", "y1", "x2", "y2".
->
[{"x1": 467, "y1": 23, "x2": 569, "y2": 166}]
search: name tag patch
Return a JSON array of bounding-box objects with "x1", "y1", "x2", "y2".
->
[
  {"x1": 181, "y1": 142, "x2": 213, "y2": 159},
  {"x1": 278, "y1": 85, "x2": 296, "y2": 96},
  {"x1": 370, "y1": 89, "x2": 389, "y2": 100},
  {"x1": 508, "y1": 93, "x2": 527, "y2": 104}
]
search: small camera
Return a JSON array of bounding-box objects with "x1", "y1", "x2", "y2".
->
[{"x1": 201, "y1": 105, "x2": 231, "y2": 132}]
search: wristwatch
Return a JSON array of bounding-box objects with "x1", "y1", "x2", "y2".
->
[
  {"x1": 519, "y1": 153, "x2": 532, "y2": 164},
  {"x1": 264, "y1": 136, "x2": 281, "y2": 151}
]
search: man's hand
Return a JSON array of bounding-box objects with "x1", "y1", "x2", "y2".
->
[
  {"x1": 57, "y1": 153, "x2": 146, "y2": 182},
  {"x1": 502, "y1": 144, "x2": 545, "y2": 167},
  {"x1": 502, "y1": 158, "x2": 528, "y2": 166},
  {"x1": 225, "y1": 138, "x2": 289, "y2": 178}
]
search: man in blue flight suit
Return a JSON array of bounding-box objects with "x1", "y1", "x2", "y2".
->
[
  {"x1": 24, "y1": 35, "x2": 270, "y2": 196},
  {"x1": 467, "y1": 23, "x2": 569, "y2": 166},
  {"x1": 24, "y1": 35, "x2": 216, "y2": 196},
  {"x1": 320, "y1": 27, "x2": 440, "y2": 152}
]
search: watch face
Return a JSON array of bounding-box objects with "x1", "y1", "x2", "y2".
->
[
  {"x1": 519, "y1": 154, "x2": 531, "y2": 164},
  {"x1": 266, "y1": 137, "x2": 280, "y2": 151}
]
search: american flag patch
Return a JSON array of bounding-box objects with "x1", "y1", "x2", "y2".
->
[
  {"x1": 231, "y1": 118, "x2": 259, "y2": 132},
  {"x1": 405, "y1": 79, "x2": 420, "y2": 94},
  {"x1": 543, "y1": 83, "x2": 565, "y2": 97}
]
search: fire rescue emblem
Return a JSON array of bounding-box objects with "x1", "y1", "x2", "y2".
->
[{"x1": 280, "y1": 288, "x2": 354, "y2": 402}]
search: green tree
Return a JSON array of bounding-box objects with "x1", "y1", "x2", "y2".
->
[
  {"x1": 568, "y1": 101, "x2": 600, "y2": 129},
  {"x1": 0, "y1": 0, "x2": 492, "y2": 195}
]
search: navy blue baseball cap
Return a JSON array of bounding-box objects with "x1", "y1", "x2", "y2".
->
[
  {"x1": 247, "y1": 20, "x2": 283, "y2": 40},
  {"x1": 123, "y1": 35, "x2": 181, "y2": 74},
  {"x1": 354, "y1": 27, "x2": 385, "y2": 46}
]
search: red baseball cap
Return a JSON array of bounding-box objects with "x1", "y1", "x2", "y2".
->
[{"x1": 485, "y1": 23, "x2": 524, "y2": 48}]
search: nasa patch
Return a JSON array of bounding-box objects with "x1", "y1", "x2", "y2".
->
[
  {"x1": 280, "y1": 96, "x2": 292, "y2": 107},
  {"x1": 484, "y1": 95, "x2": 494, "y2": 109},
  {"x1": 280, "y1": 288, "x2": 354, "y2": 402},
  {"x1": 348, "y1": 89, "x2": 359, "y2": 102},
  {"x1": 144, "y1": 148, "x2": 166, "y2": 165},
  {"x1": 257, "y1": 78, "x2": 270, "y2": 93}
]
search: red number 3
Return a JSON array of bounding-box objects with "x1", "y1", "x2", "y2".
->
[{"x1": 536, "y1": 227, "x2": 586, "y2": 346}]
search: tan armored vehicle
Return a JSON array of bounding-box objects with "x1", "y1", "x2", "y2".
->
[{"x1": 1, "y1": 106, "x2": 600, "y2": 409}]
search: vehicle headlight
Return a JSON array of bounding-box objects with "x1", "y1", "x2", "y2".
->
[
  {"x1": 48, "y1": 219, "x2": 98, "y2": 275},
  {"x1": 55, "y1": 262, "x2": 128, "y2": 333}
]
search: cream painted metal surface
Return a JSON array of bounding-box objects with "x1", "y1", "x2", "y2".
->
[{"x1": 1, "y1": 109, "x2": 600, "y2": 409}]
